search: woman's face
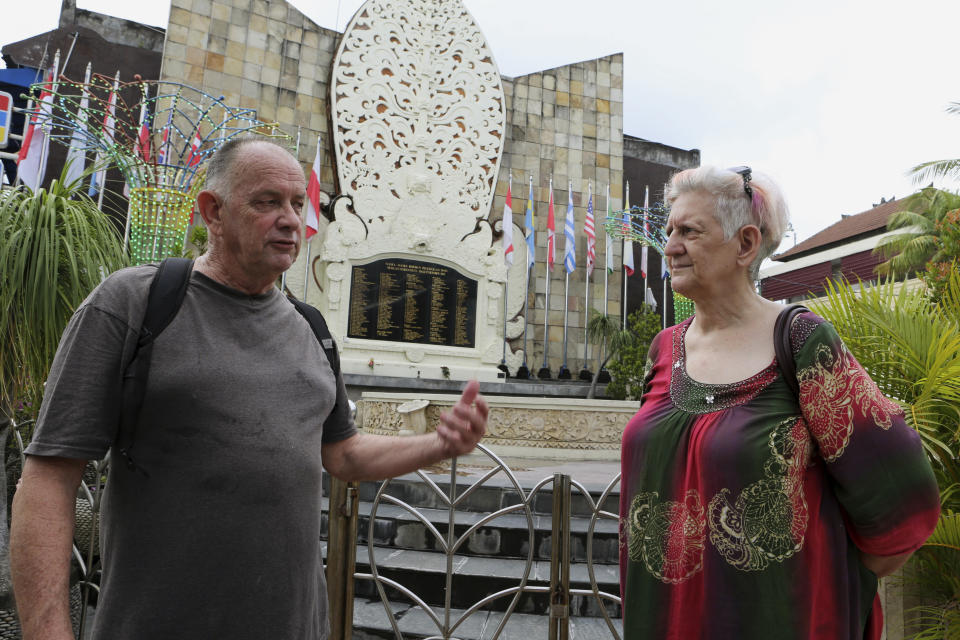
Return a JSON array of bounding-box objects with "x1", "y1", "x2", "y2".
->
[{"x1": 663, "y1": 190, "x2": 740, "y2": 300}]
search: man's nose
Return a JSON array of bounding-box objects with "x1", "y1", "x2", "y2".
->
[{"x1": 277, "y1": 202, "x2": 300, "y2": 228}]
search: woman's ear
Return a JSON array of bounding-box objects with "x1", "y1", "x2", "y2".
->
[{"x1": 736, "y1": 225, "x2": 763, "y2": 268}]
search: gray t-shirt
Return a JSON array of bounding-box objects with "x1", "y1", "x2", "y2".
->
[{"x1": 26, "y1": 265, "x2": 355, "y2": 640}]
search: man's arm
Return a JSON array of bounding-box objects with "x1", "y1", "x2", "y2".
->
[
  {"x1": 10, "y1": 455, "x2": 87, "y2": 640},
  {"x1": 323, "y1": 380, "x2": 488, "y2": 482}
]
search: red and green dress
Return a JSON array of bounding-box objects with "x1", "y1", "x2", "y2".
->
[{"x1": 619, "y1": 311, "x2": 940, "y2": 639}]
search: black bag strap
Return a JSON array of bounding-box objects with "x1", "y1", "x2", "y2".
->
[
  {"x1": 288, "y1": 297, "x2": 340, "y2": 378},
  {"x1": 117, "y1": 258, "x2": 193, "y2": 474},
  {"x1": 774, "y1": 304, "x2": 809, "y2": 398}
]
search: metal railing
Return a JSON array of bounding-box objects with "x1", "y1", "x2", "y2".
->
[{"x1": 326, "y1": 443, "x2": 623, "y2": 640}]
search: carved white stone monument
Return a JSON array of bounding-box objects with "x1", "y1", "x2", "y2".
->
[{"x1": 316, "y1": 0, "x2": 510, "y2": 381}]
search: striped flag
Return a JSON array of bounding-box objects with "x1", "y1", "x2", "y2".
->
[
  {"x1": 135, "y1": 108, "x2": 151, "y2": 162},
  {"x1": 17, "y1": 67, "x2": 55, "y2": 190},
  {"x1": 503, "y1": 178, "x2": 514, "y2": 266},
  {"x1": 89, "y1": 75, "x2": 118, "y2": 198},
  {"x1": 605, "y1": 184, "x2": 614, "y2": 274},
  {"x1": 546, "y1": 180, "x2": 556, "y2": 271},
  {"x1": 623, "y1": 184, "x2": 635, "y2": 277},
  {"x1": 524, "y1": 178, "x2": 535, "y2": 269},
  {"x1": 157, "y1": 107, "x2": 173, "y2": 165},
  {"x1": 584, "y1": 183, "x2": 596, "y2": 277},
  {"x1": 640, "y1": 186, "x2": 649, "y2": 279},
  {"x1": 64, "y1": 79, "x2": 90, "y2": 187},
  {"x1": 563, "y1": 181, "x2": 576, "y2": 273},
  {"x1": 186, "y1": 129, "x2": 203, "y2": 167},
  {"x1": 305, "y1": 136, "x2": 323, "y2": 239}
]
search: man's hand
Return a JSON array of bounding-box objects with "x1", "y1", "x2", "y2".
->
[{"x1": 435, "y1": 380, "x2": 489, "y2": 457}]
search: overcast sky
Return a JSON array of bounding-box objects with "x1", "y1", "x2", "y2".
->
[{"x1": 4, "y1": 0, "x2": 959, "y2": 244}]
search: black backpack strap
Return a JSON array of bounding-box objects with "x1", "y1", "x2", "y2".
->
[
  {"x1": 117, "y1": 258, "x2": 194, "y2": 475},
  {"x1": 774, "y1": 304, "x2": 809, "y2": 398},
  {"x1": 288, "y1": 297, "x2": 340, "y2": 378}
]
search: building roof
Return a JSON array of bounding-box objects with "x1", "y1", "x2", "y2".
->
[{"x1": 774, "y1": 197, "x2": 903, "y2": 261}]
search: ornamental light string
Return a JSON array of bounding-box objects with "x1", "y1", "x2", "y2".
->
[{"x1": 22, "y1": 74, "x2": 291, "y2": 265}]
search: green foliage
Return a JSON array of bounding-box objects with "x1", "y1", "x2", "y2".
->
[
  {"x1": 605, "y1": 305, "x2": 661, "y2": 401},
  {"x1": 874, "y1": 187, "x2": 960, "y2": 278},
  {"x1": 0, "y1": 169, "x2": 128, "y2": 420},
  {"x1": 910, "y1": 102, "x2": 960, "y2": 185},
  {"x1": 903, "y1": 512, "x2": 960, "y2": 640}
]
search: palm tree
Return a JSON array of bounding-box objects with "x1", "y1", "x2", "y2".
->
[
  {"x1": 910, "y1": 102, "x2": 960, "y2": 185},
  {"x1": 0, "y1": 166, "x2": 127, "y2": 624},
  {"x1": 585, "y1": 310, "x2": 634, "y2": 399},
  {"x1": 874, "y1": 187, "x2": 960, "y2": 278}
]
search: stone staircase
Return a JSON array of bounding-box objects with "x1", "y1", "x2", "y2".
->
[{"x1": 321, "y1": 459, "x2": 623, "y2": 639}]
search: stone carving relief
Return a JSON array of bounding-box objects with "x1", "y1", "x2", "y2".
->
[
  {"x1": 328, "y1": 0, "x2": 506, "y2": 274},
  {"x1": 358, "y1": 399, "x2": 631, "y2": 450}
]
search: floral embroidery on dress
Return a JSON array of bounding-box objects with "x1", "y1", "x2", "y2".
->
[
  {"x1": 708, "y1": 417, "x2": 811, "y2": 571},
  {"x1": 627, "y1": 489, "x2": 706, "y2": 584},
  {"x1": 798, "y1": 342, "x2": 901, "y2": 461}
]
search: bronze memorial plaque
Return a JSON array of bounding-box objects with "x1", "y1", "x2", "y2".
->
[{"x1": 347, "y1": 258, "x2": 478, "y2": 348}]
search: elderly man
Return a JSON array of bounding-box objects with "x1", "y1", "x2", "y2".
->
[{"x1": 10, "y1": 138, "x2": 488, "y2": 640}]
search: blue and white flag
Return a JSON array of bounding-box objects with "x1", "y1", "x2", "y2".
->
[{"x1": 563, "y1": 181, "x2": 576, "y2": 273}]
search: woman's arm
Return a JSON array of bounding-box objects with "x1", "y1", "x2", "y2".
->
[{"x1": 860, "y1": 550, "x2": 913, "y2": 578}]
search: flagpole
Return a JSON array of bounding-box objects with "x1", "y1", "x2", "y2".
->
[
  {"x1": 622, "y1": 181, "x2": 630, "y2": 331},
  {"x1": 34, "y1": 50, "x2": 60, "y2": 189},
  {"x1": 642, "y1": 185, "x2": 649, "y2": 309},
  {"x1": 538, "y1": 176, "x2": 553, "y2": 379},
  {"x1": 580, "y1": 181, "x2": 593, "y2": 380},
  {"x1": 500, "y1": 174, "x2": 512, "y2": 375},
  {"x1": 12, "y1": 92, "x2": 34, "y2": 188},
  {"x1": 517, "y1": 175, "x2": 534, "y2": 379},
  {"x1": 97, "y1": 70, "x2": 119, "y2": 214},
  {"x1": 663, "y1": 273, "x2": 669, "y2": 330},
  {"x1": 559, "y1": 179, "x2": 574, "y2": 379}
]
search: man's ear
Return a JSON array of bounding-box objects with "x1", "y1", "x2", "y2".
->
[
  {"x1": 736, "y1": 224, "x2": 763, "y2": 268},
  {"x1": 196, "y1": 190, "x2": 223, "y2": 235}
]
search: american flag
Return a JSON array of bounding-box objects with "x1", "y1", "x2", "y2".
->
[{"x1": 584, "y1": 184, "x2": 596, "y2": 277}]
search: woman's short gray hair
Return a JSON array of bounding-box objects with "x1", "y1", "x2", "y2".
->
[{"x1": 664, "y1": 166, "x2": 790, "y2": 280}]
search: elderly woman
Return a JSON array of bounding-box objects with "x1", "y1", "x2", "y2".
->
[{"x1": 619, "y1": 166, "x2": 940, "y2": 639}]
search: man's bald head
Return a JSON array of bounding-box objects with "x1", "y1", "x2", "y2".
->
[{"x1": 204, "y1": 137, "x2": 297, "y2": 204}]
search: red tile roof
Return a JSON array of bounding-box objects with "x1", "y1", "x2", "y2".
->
[{"x1": 774, "y1": 198, "x2": 904, "y2": 261}]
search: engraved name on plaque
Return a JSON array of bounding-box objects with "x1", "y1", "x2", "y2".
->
[{"x1": 347, "y1": 258, "x2": 478, "y2": 348}]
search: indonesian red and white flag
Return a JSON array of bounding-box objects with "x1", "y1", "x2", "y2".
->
[
  {"x1": 503, "y1": 178, "x2": 514, "y2": 266},
  {"x1": 546, "y1": 180, "x2": 556, "y2": 271},
  {"x1": 135, "y1": 109, "x2": 151, "y2": 162},
  {"x1": 17, "y1": 67, "x2": 55, "y2": 190},
  {"x1": 89, "y1": 76, "x2": 118, "y2": 197},
  {"x1": 305, "y1": 136, "x2": 323, "y2": 239}
]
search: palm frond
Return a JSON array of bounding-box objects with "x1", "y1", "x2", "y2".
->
[{"x1": 912, "y1": 158, "x2": 960, "y2": 185}]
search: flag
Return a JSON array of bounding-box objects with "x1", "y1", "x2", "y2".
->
[
  {"x1": 135, "y1": 108, "x2": 151, "y2": 162},
  {"x1": 186, "y1": 128, "x2": 202, "y2": 167},
  {"x1": 640, "y1": 186, "x2": 649, "y2": 279},
  {"x1": 17, "y1": 67, "x2": 55, "y2": 190},
  {"x1": 524, "y1": 179, "x2": 535, "y2": 269},
  {"x1": 645, "y1": 286, "x2": 658, "y2": 311},
  {"x1": 605, "y1": 184, "x2": 614, "y2": 274},
  {"x1": 89, "y1": 77, "x2": 118, "y2": 197},
  {"x1": 157, "y1": 108, "x2": 173, "y2": 165},
  {"x1": 546, "y1": 181, "x2": 556, "y2": 271},
  {"x1": 563, "y1": 181, "x2": 576, "y2": 274},
  {"x1": 623, "y1": 185, "x2": 635, "y2": 277},
  {"x1": 305, "y1": 136, "x2": 323, "y2": 239},
  {"x1": 584, "y1": 184, "x2": 596, "y2": 277},
  {"x1": 502, "y1": 179, "x2": 514, "y2": 266},
  {"x1": 662, "y1": 255, "x2": 669, "y2": 279},
  {"x1": 64, "y1": 82, "x2": 90, "y2": 187}
]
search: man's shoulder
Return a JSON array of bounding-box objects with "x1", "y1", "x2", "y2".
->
[{"x1": 79, "y1": 264, "x2": 159, "y2": 319}]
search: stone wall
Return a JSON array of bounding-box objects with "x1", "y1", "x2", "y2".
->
[{"x1": 158, "y1": 0, "x2": 625, "y2": 376}]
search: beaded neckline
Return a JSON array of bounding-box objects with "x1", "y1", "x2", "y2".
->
[{"x1": 669, "y1": 317, "x2": 780, "y2": 414}]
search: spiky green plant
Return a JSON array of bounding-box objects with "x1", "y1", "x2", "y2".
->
[
  {"x1": 0, "y1": 167, "x2": 128, "y2": 422},
  {"x1": 874, "y1": 187, "x2": 960, "y2": 278},
  {"x1": 586, "y1": 310, "x2": 635, "y2": 399}
]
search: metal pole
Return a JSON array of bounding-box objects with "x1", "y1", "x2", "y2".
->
[
  {"x1": 34, "y1": 50, "x2": 60, "y2": 189},
  {"x1": 501, "y1": 174, "x2": 512, "y2": 368},
  {"x1": 97, "y1": 70, "x2": 119, "y2": 215},
  {"x1": 582, "y1": 182, "x2": 592, "y2": 370},
  {"x1": 663, "y1": 274, "x2": 668, "y2": 330},
  {"x1": 622, "y1": 182, "x2": 629, "y2": 331},
  {"x1": 519, "y1": 175, "x2": 534, "y2": 377},
  {"x1": 540, "y1": 178, "x2": 553, "y2": 376},
  {"x1": 126, "y1": 82, "x2": 149, "y2": 251},
  {"x1": 561, "y1": 270, "x2": 570, "y2": 375}
]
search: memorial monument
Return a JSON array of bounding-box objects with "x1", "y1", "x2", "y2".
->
[{"x1": 310, "y1": 0, "x2": 518, "y2": 382}]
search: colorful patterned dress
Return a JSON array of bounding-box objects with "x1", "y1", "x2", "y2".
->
[{"x1": 619, "y1": 311, "x2": 940, "y2": 639}]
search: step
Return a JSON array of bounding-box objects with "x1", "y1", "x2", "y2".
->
[
  {"x1": 322, "y1": 498, "x2": 620, "y2": 564},
  {"x1": 351, "y1": 596, "x2": 623, "y2": 640},
  {"x1": 325, "y1": 543, "x2": 621, "y2": 619}
]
